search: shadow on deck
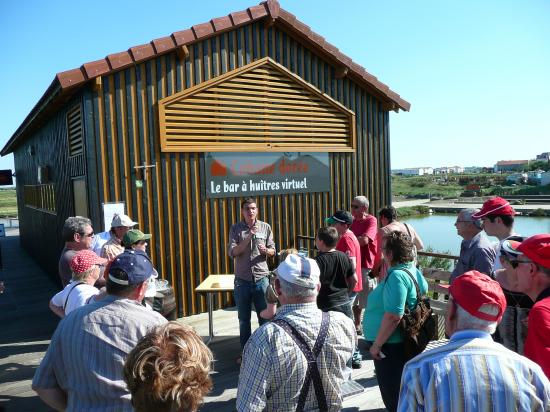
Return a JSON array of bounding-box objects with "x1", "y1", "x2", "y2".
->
[{"x1": 0, "y1": 230, "x2": 385, "y2": 412}]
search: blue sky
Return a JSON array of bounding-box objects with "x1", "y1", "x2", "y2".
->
[{"x1": 1, "y1": 0, "x2": 549, "y2": 176}]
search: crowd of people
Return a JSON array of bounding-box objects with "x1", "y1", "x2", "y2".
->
[{"x1": 31, "y1": 196, "x2": 550, "y2": 411}]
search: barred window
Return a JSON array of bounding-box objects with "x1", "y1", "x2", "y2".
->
[{"x1": 24, "y1": 184, "x2": 56, "y2": 214}]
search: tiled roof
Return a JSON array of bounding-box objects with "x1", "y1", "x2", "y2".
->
[
  {"x1": 496, "y1": 160, "x2": 529, "y2": 165},
  {"x1": 1, "y1": 0, "x2": 410, "y2": 156}
]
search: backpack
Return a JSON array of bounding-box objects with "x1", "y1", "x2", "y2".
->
[{"x1": 399, "y1": 268, "x2": 437, "y2": 360}]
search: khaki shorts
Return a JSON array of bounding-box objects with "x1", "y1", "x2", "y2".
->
[{"x1": 353, "y1": 268, "x2": 377, "y2": 309}]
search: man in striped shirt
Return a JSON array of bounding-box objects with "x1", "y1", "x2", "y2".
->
[
  {"x1": 32, "y1": 250, "x2": 167, "y2": 412},
  {"x1": 397, "y1": 270, "x2": 550, "y2": 412}
]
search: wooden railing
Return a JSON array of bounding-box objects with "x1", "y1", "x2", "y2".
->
[{"x1": 296, "y1": 234, "x2": 455, "y2": 316}]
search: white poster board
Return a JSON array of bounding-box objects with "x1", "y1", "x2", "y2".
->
[{"x1": 102, "y1": 202, "x2": 125, "y2": 232}]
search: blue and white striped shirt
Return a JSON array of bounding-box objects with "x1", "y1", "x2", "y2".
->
[
  {"x1": 32, "y1": 295, "x2": 167, "y2": 412},
  {"x1": 397, "y1": 330, "x2": 550, "y2": 412}
]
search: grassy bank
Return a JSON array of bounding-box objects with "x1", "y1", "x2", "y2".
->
[
  {"x1": 0, "y1": 189, "x2": 17, "y2": 217},
  {"x1": 392, "y1": 174, "x2": 550, "y2": 198},
  {"x1": 395, "y1": 205, "x2": 431, "y2": 218}
]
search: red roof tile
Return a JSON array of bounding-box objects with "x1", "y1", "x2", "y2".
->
[
  {"x1": 192, "y1": 22, "x2": 215, "y2": 39},
  {"x1": 265, "y1": 0, "x2": 280, "y2": 19},
  {"x1": 2, "y1": 0, "x2": 411, "y2": 155},
  {"x1": 129, "y1": 44, "x2": 156, "y2": 63},
  {"x1": 230, "y1": 10, "x2": 252, "y2": 26},
  {"x1": 106, "y1": 51, "x2": 134, "y2": 70},
  {"x1": 56, "y1": 68, "x2": 86, "y2": 89},
  {"x1": 172, "y1": 29, "x2": 196, "y2": 47},
  {"x1": 82, "y1": 59, "x2": 110, "y2": 78},
  {"x1": 151, "y1": 36, "x2": 176, "y2": 54},
  {"x1": 248, "y1": 4, "x2": 269, "y2": 20},
  {"x1": 496, "y1": 160, "x2": 529, "y2": 165},
  {"x1": 211, "y1": 16, "x2": 233, "y2": 32}
]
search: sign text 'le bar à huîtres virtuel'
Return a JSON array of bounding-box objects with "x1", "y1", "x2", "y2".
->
[{"x1": 205, "y1": 153, "x2": 330, "y2": 199}]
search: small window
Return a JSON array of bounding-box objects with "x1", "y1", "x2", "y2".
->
[
  {"x1": 67, "y1": 105, "x2": 83, "y2": 156},
  {"x1": 24, "y1": 184, "x2": 56, "y2": 214}
]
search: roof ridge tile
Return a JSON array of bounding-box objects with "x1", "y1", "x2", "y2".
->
[
  {"x1": 171, "y1": 29, "x2": 196, "y2": 47},
  {"x1": 192, "y1": 21, "x2": 215, "y2": 39},
  {"x1": 81, "y1": 59, "x2": 110, "y2": 79},
  {"x1": 151, "y1": 36, "x2": 176, "y2": 54},
  {"x1": 211, "y1": 16, "x2": 233, "y2": 32},
  {"x1": 128, "y1": 43, "x2": 156, "y2": 63},
  {"x1": 229, "y1": 9, "x2": 252, "y2": 26}
]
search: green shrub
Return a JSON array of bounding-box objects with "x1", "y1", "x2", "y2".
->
[
  {"x1": 417, "y1": 246, "x2": 453, "y2": 271},
  {"x1": 530, "y1": 208, "x2": 548, "y2": 217}
]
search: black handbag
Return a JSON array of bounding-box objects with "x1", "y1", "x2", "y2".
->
[{"x1": 399, "y1": 268, "x2": 436, "y2": 360}]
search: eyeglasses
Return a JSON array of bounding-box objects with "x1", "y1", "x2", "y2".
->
[
  {"x1": 455, "y1": 220, "x2": 471, "y2": 223},
  {"x1": 79, "y1": 232, "x2": 95, "y2": 238},
  {"x1": 505, "y1": 258, "x2": 532, "y2": 269}
]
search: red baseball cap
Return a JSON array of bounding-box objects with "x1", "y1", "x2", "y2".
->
[
  {"x1": 70, "y1": 250, "x2": 107, "y2": 274},
  {"x1": 471, "y1": 197, "x2": 515, "y2": 219},
  {"x1": 516, "y1": 234, "x2": 550, "y2": 268},
  {"x1": 445, "y1": 270, "x2": 506, "y2": 322}
]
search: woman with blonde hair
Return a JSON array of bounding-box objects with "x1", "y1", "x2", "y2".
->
[
  {"x1": 124, "y1": 322, "x2": 213, "y2": 412},
  {"x1": 49, "y1": 249, "x2": 107, "y2": 317}
]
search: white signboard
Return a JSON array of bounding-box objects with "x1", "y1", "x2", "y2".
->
[{"x1": 102, "y1": 202, "x2": 125, "y2": 232}]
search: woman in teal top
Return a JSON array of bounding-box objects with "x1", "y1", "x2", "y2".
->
[{"x1": 362, "y1": 231, "x2": 428, "y2": 412}]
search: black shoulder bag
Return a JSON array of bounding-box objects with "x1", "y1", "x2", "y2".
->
[
  {"x1": 63, "y1": 281, "x2": 86, "y2": 311},
  {"x1": 399, "y1": 269, "x2": 436, "y2": 360}
]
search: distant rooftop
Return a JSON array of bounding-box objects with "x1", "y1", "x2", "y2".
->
[{"x1": 496, "y1": 160, "x2": 529, "y2": 166}]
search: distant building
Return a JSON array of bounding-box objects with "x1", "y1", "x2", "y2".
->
[
  {"x1": 527, "y1": 170, "x2": 544, "y2": 185},
  {"x1": 392, "y1": 167, "x2": 433, "y2": 176},
  {"x1": 536, "y1": 152, "x2": 550, "y2": 161},
  {"x1": 494, "y1": 160, "x2": 530, "y2": 172},
  {"x1": 464, "y1": 166, "x2": 481, "y2": 173},
  {"x1": 541, "y1": 171, "x2": 550, "y2": 186},
  {"x1": 506, "y1": 173, "x2": 528, "y2": 185},
  {"x1": 434, "y1": 165, "x2": 464, "y2": 174}
]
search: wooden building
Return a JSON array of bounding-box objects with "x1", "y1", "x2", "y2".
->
[{"x1": 1, "y1": 0, "x2": 409, "y2": 316}]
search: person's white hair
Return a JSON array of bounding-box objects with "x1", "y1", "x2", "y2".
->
[
  {"x1": 278, "y1": 278, "x2": 318, "y2": 299},
  {"x1": 353, "y1": 196, "x2": 369, "y2": 209},
  {"x1": 455, "y1": 302, "x2": 498, "y2": 334},
  {"x1": 459, "y1": 208, "x2": 482, "y2": 229}
]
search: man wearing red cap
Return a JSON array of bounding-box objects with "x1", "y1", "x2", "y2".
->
[
  {"x1": 398, "y1": 271, "x2": 550, "y2": 411},
  {"x1": 514, "y1": 234, "x2": 550, "y2": 377},
  {"x1": 472, "y1": 196, "x2": 518, "y2": 273}
]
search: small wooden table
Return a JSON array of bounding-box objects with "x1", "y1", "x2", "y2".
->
[{"x1": 195, "y1": 274, "x2": 235, "y2": 345}]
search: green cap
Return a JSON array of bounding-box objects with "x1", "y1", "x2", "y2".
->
[{"x1": 123, "y1": 229, "x2": 151, "y2": 248}]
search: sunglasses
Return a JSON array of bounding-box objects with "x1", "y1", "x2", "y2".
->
[
  {"x1": 79, "y1": 232, "x2": 95, "y2": 238},
  {"x1": 505, "y1": 258, "x2": 531, "y2": 269}
]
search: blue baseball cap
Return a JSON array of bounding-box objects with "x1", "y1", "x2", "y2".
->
[{"x1": 109, "y1": 250, "x2": 155, "y2": 286}]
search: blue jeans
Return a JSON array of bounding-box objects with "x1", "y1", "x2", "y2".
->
[{"x1": 234, "y1": 277, "x2": 269, "y2": 349}]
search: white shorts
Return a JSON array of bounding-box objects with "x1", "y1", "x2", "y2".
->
[{"x1": 353, "y1": 268, "x2": 377, "y2": 309}]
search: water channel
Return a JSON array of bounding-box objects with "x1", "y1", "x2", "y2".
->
[{"x1": 402, "y1": 214, "x2": 550, "y2": 255}]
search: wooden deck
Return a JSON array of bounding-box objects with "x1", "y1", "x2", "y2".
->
[{"x1": 0, "y1": 230, "x2": 385, "y2": 411}]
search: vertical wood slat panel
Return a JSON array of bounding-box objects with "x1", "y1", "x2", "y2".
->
[{"x1": 88, "y1": 22, "x2": 391, "y2": 315}]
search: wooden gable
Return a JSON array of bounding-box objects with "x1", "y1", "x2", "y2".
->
[{"x1": 158, "y1": 57, "x2": 356, "y2": 152}]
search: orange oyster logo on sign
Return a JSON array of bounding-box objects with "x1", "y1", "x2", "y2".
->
[{"x1": 210, "y1": 160, "x2": 227, "y2": 176}]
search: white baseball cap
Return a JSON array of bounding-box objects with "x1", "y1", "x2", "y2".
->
[
  {"x1": 111, "y1": 213, "x2": 138, "y2": 228},
  {"x1": 277, "y1": 254, "x2": 320, "y2": 289}
]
